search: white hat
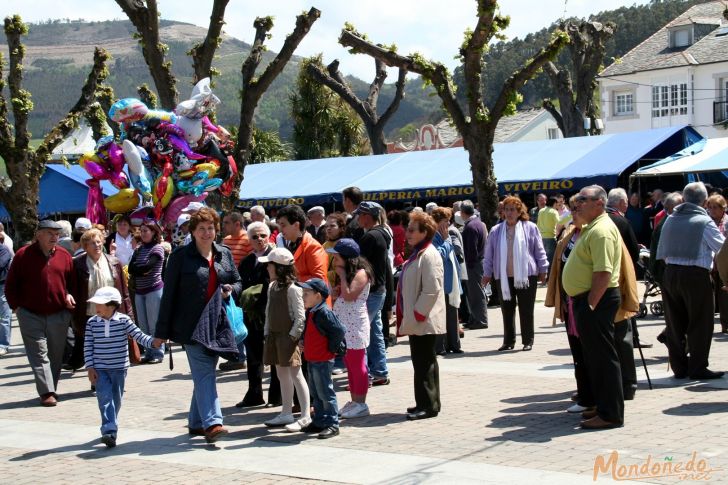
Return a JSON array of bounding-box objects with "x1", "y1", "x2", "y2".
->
[
  {"x1": 74, "y1": 217, "x2": 93, "y2": 231},
  {"x1": 307, "y1": 206, "x2": 325, "y2": 215},
  {"x1": 425, "y1": 202, "x2": 438, "y2": 213},
  {"x1": 257, "y1": 247, "x2": 294, "y2": 266},
  {"x1": 177, "y1": 214, "x2": 191, "y2": 227},
  {"x1": 87, "y1": 286, "x2": 122, "y2": 305},
  {"x1": 181, "y1": 202, "x2": 205, "y2": 214}
]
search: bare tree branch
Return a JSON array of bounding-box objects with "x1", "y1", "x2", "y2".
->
[
  {"x1": 307, "y1": 60, "x2": 371, "y2": 124},
  {"x1": 37, "y1": 47, "x2": 111, "y2": 163},
  {"x1": 4, "y1": 15, "x2": 32, "y2": 151},
  {"x1": 491, "y1": 31, "x2": 570, "y2": 123},
  {"x1": 339, "y1": 29, "x2": 468, "y2": 136},
  {"x1": 378, "y1": 67, "x2": 407, "y2": 128},
  {"x1": 189, "y1": 0, "x2": 230, "y2": 83},
  {"x1": 115, "y1": 0, "x2": 178, "y2": 109},
  {"x1": 0, "y1": 52, "x2": 12, "y2": 158},
  {"x1": 366, "y1": 59, "x2": 387, "y2": 110},
  {"x1": 235, "y1": 8, "x2": 321, "y2": 184},
  {"x1": 542, "y1": 98, "x2": 565, "y2": 135},
  {"x1": 96, "y1": 84, "x2": 120, "y2": 139}
]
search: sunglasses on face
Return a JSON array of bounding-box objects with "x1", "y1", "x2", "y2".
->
[{"x1": 250, "y1": 234, "x2": 267, "y2": 240}]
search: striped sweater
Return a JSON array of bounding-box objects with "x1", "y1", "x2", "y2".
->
[{"x1": 84, "y1": 312, "x2": 154, "y2": 370}]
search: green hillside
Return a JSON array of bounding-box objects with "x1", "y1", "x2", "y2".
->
[{"x1": 7, "y1": 18, "x2": 441, "y2": 142}]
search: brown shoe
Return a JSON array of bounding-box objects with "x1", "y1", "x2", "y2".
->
[
  {"x1": 581, "y1": 416, "x2": 622, "y2": 430},
  {"x1": 204, "y1": 424, "x2": 228, "y2": 443},
  {"x1": 40, "y1": 393, "x2": 57, "y2": 407},
  {"x1": 188, "y1": 427, "x2": 205, "y2": 437},
  {"x1": 581, "y1": 407, "x2": 597, "y2": 419}
]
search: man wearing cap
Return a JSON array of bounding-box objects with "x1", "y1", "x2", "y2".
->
[
  {"x1": 356, "y1": 201, "x2": 393, "y2": 386},
  {"x1": 306, "y1": 206, "x2": 327, "y2": 244},
  {"x1": 173, "y1": 214, "x2": 191, "y2": 248},
  {"x1": 5, "y1": 220, "x2": 76, "y2": 406}
]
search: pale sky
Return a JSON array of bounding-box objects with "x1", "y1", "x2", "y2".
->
[{"x1": 3, "y1": 0, "x2": 649, "y2": 80}]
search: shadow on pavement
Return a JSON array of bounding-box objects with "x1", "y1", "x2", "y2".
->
[
  {"x1": 485, "y1": 411, "x2": 581, "y2": 443},
  {"x1": 9, "y1": 439, "x2": 99, "y2": 461},
  {"x1": 501, "y1": 390, "x2": 573, "y2": 404},
  {"x1": 662, "y1": 402, "x2": 728, "y2": 416},
  {"x1": 0, "y1": 389, "x2": 94, "y2": 410}
]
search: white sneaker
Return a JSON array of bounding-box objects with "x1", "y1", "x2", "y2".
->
[
  {"x1": 566, "y1": 403, "x2": 588, "y2": 413},
  {"x1": 338, "y1": 401, "x2": 354, "y2": 417},
  {"x1": 341, "y1": 402, "x2": 370, "y2": 419},
  {"x1": 285, "y1": 416, "x2": 312, "y2": 433},
  {"x1": 264, "y1": 413, "x2": 295, "y2": 427},
  {"x1": 0, "y1": 347, "x2": 7, "y2": 357},
  {"x1": 332, "y1": 367, "x2": 346, "y2": 375}
]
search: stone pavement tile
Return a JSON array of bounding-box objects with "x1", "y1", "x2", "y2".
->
[{"x1": 2, "y1": 284, "x2": 728, "y2": 483}]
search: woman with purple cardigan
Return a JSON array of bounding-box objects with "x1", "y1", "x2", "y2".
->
[{"x1": 483, "y1": 196, "x2": 549, "y2": 351}]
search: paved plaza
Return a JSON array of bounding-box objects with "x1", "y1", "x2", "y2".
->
[{"x1": 1, "y1": 285, "x2": 727, "y2": 484}]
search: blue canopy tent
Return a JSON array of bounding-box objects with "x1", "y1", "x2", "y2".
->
[
  {"x1": 239, "y1": 126, "x2": 702, "y2": 208},
  {"x1": 0, "y1": 164, "x2": 118, "y2": 222}
]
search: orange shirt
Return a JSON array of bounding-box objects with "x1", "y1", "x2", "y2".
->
[
  {"x1": 223, "y1": 233, "x2": 252, "y2": 266},
  {"x1": 293, "y1": 232, "x2": 331, "y2": 306}
]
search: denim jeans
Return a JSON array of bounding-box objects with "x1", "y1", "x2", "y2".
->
[
  {"x1": 366, "y1": 290, "x2": 389, "y2": 379},
  {"x1": 135, "y1": 289, "x2": 164, "y2": 360},
  {"x1": 307, "y1": 360, "x2": 339, "y2": 428},
  {"x1": 186, "y1": 343, "x2": 222, "y2": 429},
  {"x1": 95, "y1": 369, "x2": 127, "y2": 436},
  {"x1": 0, "y1": 283, "x2": 11, "y2": 349}
]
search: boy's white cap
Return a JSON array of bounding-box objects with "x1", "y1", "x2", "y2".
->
[
  {"x1": 257, "y1": 247, "x2": 294, "y2": 265},
  {"x1": 177, "y1": 213, "x2": 191, "y2": 227},
  {"x1": 87, "y1": 286, "x2": 122, "y2": 304},
  {"x1": 181, "y1": 201, "x2": 205, "y2": 214}
]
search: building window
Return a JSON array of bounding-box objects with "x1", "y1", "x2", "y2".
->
[
  {"x1": 614, "y1": 91, "x2": 634, "y2": 115},
  {"x1": 652, "y1": 83, "x2": 687, "y2": 118},
  {"x1": 547, "y1": 128, "x2": 560, "y2": 139},
  {"x1": 671, "y1": 28, "x2": 691, "y2": 47}
]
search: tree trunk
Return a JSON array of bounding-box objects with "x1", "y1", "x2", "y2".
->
[
  {"x1": 1, "y1": 152, "x2": 42, "y2": 244},
  {"x1": 464, "y1": 133, "x2": 499, "y2": 228},
  {"x1": 366, "y1": 123, "x2": 387, "y2": 155}
]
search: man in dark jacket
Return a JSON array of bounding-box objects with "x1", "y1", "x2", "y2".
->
[
  {"x1": 606, "y1": 188, "x2": 642, "y2": 399},
  {"x1": 356, "y1": 201, "x2": 393, "y2": 386},
  {"x1": 461, "y1": 200, "x2": 488, "y2": 330}
]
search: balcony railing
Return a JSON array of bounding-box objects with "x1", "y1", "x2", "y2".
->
[{"x1": 714, "y1": 101, "x2": 728, "y2": 124}]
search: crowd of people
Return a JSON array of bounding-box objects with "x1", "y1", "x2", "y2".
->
[{"x1": 1, "y1": 181, "x2": 727, "y2": 445}]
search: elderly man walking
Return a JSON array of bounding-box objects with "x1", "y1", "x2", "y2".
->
[
  {"x1": 5, "y1": 220, "x2": 76, "y2": 406},
  {"x1": 657, "y1": 182, "x2": 725, "y2": 380},
  {"x1": 563, "y1": 185, "x2": 624, "y2": 429}
]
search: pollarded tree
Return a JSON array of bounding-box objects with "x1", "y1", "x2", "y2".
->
[
  {"x1": 234, "y1": 9, "x2": 321, "y2": 195},
  {"x1": 542, "y1": 20, "x2": 615, "y2": 137},
  {"x1": 339, "y1": 0, "x2": 569, "y2": 223},
  {"x1": 306, "y1": 52, "x2": 406, "y2": 155},
  {"x1": 0, "y1": 15, "x2": 110, "y2": 243},
  {"x1": 114, "y1": 0, "x2": 231, "y2": 109}
]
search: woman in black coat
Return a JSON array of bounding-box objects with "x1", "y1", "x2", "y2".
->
[{"x1": 155, "y1": 208, "x2": 241, "y2": 444}]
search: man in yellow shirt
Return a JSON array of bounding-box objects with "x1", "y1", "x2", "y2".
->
[
  {"x1": 537, "y1": 197, "x2": 560, "y2": 268},
  {"x1": 562, "y1": 185, "x2": 623, "y2": 430}
]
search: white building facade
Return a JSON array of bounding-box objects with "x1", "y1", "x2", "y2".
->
[{"x1": 599, "y1": 1, "x2": 728, "y2": 139}]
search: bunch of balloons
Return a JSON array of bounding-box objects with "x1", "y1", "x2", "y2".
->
[{"x1": 80, "y1": 78, "x2": 238, "y2": 230}]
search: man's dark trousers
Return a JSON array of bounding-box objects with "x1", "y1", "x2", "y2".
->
[
  {"x1": 574, "y1": 288, "x2": 623, "y2": 424},
  {"x1": 662, "y1": 265, "x2": 715, "y2": 377}
]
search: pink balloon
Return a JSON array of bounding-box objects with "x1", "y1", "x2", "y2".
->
[
  {"x1": 85, "y1": 179, "x2": 107, "y2": 226},
  {"x1": 81, "y1": 160, "x2": 110, "y2": 180},
  {"x1": 109, "y1": 171, "x2": 130, "y2": 190},
  {"x1": 107, "y1": 142, "x2": 126, "y2": 173}
]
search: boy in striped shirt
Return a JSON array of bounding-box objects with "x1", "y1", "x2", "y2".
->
[{"x1": 84, "y1": 287, "x2": 163, "y2": 448}]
